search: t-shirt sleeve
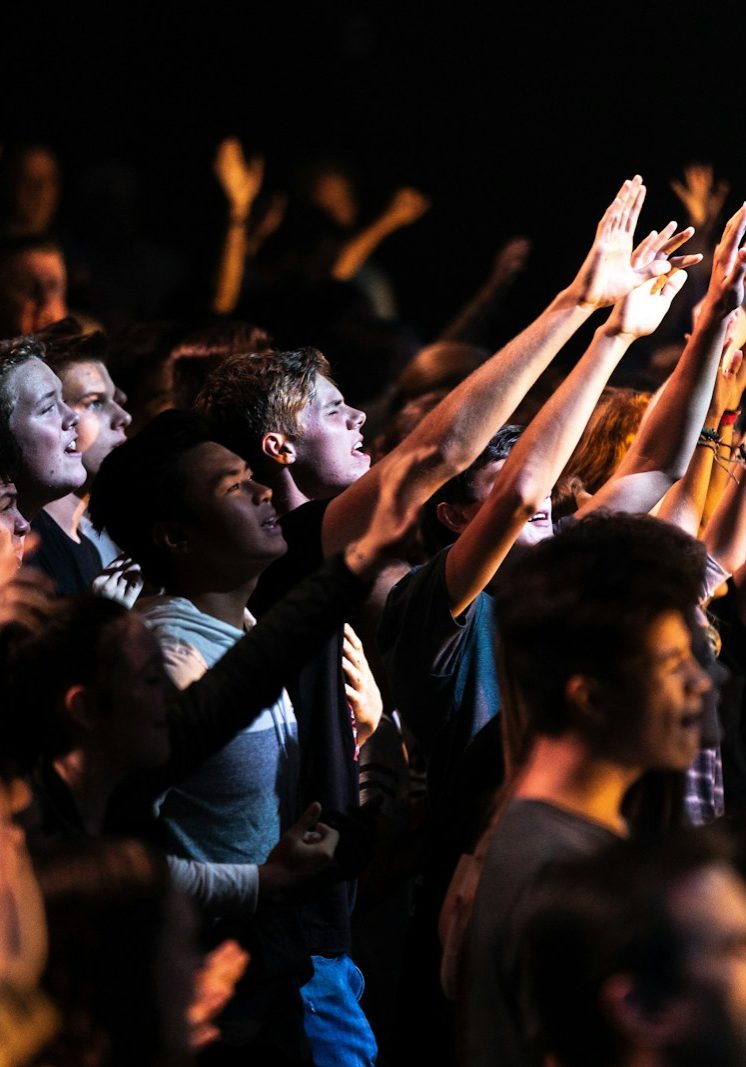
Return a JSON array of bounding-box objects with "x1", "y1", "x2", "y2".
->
[{"x1": 378, "y1": 548, "x2": 480, "y2": 747}]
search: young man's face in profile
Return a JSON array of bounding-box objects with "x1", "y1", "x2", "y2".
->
[
  {"x1": 593, "y1": 610, "x2": 711, "y2": 774},
  {"x1": 291, "y1": 374, "x2": 370, "y2": 498},
  {"x1": 179, "y1": 442, "x2": 287, "y2": 580},
  {"x1": 6, "y1": 357, "x2": 85, "y2": 507}
]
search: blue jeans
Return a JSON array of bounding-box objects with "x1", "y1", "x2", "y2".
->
[{"x1": 300, "y1": 954, "x2": 377, "y2": 1066}]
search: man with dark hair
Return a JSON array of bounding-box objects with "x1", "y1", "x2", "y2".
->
[
  {"x1": 459, "y1": 512, "x2": 713, "y2": 1067},
  {"x1": 521, "y1": 827, "x2": 746, "y2": 1067},
  {"x1": 86, "y1": 408, "x2": 427, "y2": 1063}
]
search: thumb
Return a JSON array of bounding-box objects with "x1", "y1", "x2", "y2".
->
[
  {"x1": 294, "y1": 801, "x2": 322, "y2": 834},
  {"x1": 638, "y1": 259, "x2": 671, "y2": 281}
]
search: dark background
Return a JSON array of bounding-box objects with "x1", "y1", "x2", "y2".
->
[{"x1": 2, "y1": 2, "x2": 744, "y2": 347}]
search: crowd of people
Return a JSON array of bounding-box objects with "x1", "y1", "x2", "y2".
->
[{"x1": 2, "y1": 138, "x2": 746, "y2": 1067}]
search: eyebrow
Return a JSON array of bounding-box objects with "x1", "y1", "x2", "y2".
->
[
  {"x1": 654, "y1": 644, "x2": 690, "y2": 665},
  {"x1": 211, "y1": 465, "x2": 249, "y2": 488}
]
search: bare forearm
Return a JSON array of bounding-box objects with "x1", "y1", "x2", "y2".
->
[
  {"x1": 324, "y1": 288, "x2": 594, "y2": 553},
  {"x1": 445, "y1": 326, "x2": 630, "y2": 614},
  {"x1": 703, "y1": 464, "x2": 746, "y2": 574},
  {"x1": 332, "y1": 217, "x2": 393, "y2": 281},
  {"x1": 213, "y1": 219, "x2": 248, "y2": 315},
  {"x1": 616, "y1": 314, "x2": 729, "y2": 482},
  {"x1": 655, "y1": 435, "x2": 718, "y2": 536}
]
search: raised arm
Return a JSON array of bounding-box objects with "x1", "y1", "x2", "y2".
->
[
  {"x1": 437, "y1": 236, "x2": 532, "y2": 346},
  {"x1": 584, "y1": 203, "x2": 746, "y2": 517},
  {"x1": 655, "y1": 325, "x2": 746, "y2": 535},
  {"x1": 444, "y1": 267, "x2": 688, "y2": 615},
  {"x1": 332, "y1": 186, "x2": 431, "y2": 282},
  {"x1": 212, "y1": 137, "x2": 266, "y2": 316},
  {"x1": 323, "y1": 174, "x2": 683, "y2": 555}
]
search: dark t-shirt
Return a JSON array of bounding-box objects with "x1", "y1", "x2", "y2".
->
[
  {"x1": 462, "y1": 799, "x2": 619, "y2": 1067},
  {"x1": 378, "y1": 547, "x2": 502, "y2": 806},
  {"x1": 250, "y1": 499, "x2": 359, "y2": 954},
  {"x1": 30, "y1": 510, "x2": 102, "y2": 596}
]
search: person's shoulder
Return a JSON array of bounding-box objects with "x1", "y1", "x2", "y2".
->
[
  {"x1": 279, "y1": 498, "x2": 331, "y2": 543},
  {"x1": 251, "y1": 499, "x2": 332, "y2": 613}
]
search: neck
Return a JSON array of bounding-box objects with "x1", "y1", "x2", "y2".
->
[
  {"x1": 43, "y1": 493, "x2": 89, "y2": 541},
  {"x1": 52, "y1": 749, "x2": 123, "y2": 835},
  {"x1": 170, "y1": 578, "x2": 259, "y2": 630},
  {"x1": 513, "y1": 733, "x2": 640, "y2": 835},
  {"x1": 270, "y1": 468, "x2": 310, "y2": 515}
]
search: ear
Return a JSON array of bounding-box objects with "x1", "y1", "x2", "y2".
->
[
  {"x1": 152, "y1": 520, "x2": 189, "y2": 555},
  {"x1": 564, "y1": 673, "x2": 605, "y2": 727},
  {"x1": 63, "y1": 683, "x2": 98, "y2": 733},
  {"x1": 601, "y1": 973, "x2": 684, "y2": 1050},
  {"x1": 261, "y1": 432, "x2": 296, "y2": 466},
  {"x1": 436, "y1": 499, "x2": 472, "y2": 535}
]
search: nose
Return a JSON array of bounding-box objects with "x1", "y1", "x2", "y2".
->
[
  {"x1": 252, "y1": 480, "x2": 272, "y2": 504},
  {"x1": 689, "y1": 655, "x2": 713, "y2": 698},
  {"x1": 113, "y1": 400, "x2": 132, "y2": 430},
  {"x1": 347, "y1": 405, "x2": 366, "y2": 430},
  {"x1": 61, "y1": 402, "x2": 79, "y2": 430},
  {"x1": 14, "y1": 510, "x2": 30, "y2": 538}
]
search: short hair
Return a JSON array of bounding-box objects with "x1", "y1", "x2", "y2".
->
[
  {"x1": 494, "y1": 511, "x2": 707, "y2": 737},
  {"x1": 170, "y1": 319, "x2": 272, "y2": 409},
  {"x1": 7, "y1": 594, "x2": 130, "y2": 761},
  {"x1": 87, "y1": 408, "x2": 215, "y2": 588},
  {"x1": 195, "y1": 346, "x2": 331, "y2": 463},
  {"x1": 0, "y1": 334, "x2": 48, "y2": 481},
  {"x1": 421, "y1": 425, "x2": 525, "y2": 554},
  {"x1": 522, "y1": 826, "x2": 739, "y2": 1066},
  {"x1": 33, "y1": 315, "x2": 109, "y2": 377}
]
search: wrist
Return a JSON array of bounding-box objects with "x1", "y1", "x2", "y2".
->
[
  {"x1": 258, "y1": 861, "x2": 287, "y2": 902},
  {"x1": 598, "y1": 319, "x2": 637, "y2": 346}
]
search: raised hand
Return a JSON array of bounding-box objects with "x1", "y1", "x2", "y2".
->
[
  {"x1": 710, "y1": 316, "x2": 746, "y2": 417},
  {"x1": 213, "y1": 137, "x2": 265, "y2": 221},
  {"x1": 488, "y1": 235, "x2": 532, "y2": 287},
  {"x1": 606, "y1": 270, "x2": 689, "y2": 341},
  {"x1": 382, "y1": 186, "x2": 431, "y2": 230},
  {"x1": 632, "y1": 220, "x2": 703, "y2": 277},
  {"x1": 670, "y1": 163, "x2": 730, "y2": 230},
  {"x1": 701, "y1": 203, "x2": 746, "y2": 318},
  {"x1": 342, "y1": 623, "x2": 382, "y2": 748},
  {"x1": 570, "y1": 175, "x2": 673, "y2": 310}
]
